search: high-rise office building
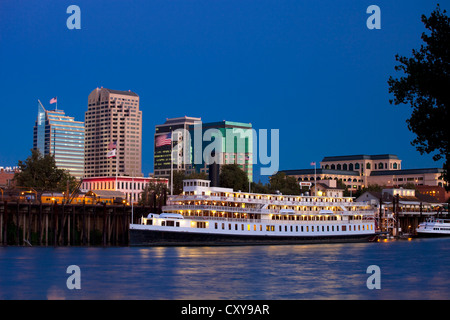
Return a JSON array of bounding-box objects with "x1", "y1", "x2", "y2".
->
[
  {"x1": 33, "y1": 100, "x2": 85, "y2": 179},
  {"x1": 189, "y1": 120, "x2": 253, "y2": 182},
  {"x1": 154, "y1": 116, "x2": 201, "y2": 179},
  {"x1": 84, "y1": 87, "x2": 142, "y2": 178}
]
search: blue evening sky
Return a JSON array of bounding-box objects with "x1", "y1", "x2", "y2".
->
[{"x1": 0, "y1": 0, "x2": 446, "y2": 182}]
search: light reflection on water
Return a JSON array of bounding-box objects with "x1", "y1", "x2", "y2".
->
[{"x1": 1, "y1": 238, "x2": 450, "y2": 300}]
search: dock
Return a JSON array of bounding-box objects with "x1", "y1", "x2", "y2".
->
[
  {"x1": 1, "y1": 200, "x2": 447, "y2": 246},
  {"x1": 0, "y1": 201, "x2": 157, "y2": 246}
]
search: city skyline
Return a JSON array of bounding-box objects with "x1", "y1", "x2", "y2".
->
[{"x1": 0, "y1": 1, "x2": 447, "y2": 183}]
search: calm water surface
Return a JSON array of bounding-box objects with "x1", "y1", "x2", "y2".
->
[{"x1": 1, "y1": 238, "x2": 449, "y2": 300}]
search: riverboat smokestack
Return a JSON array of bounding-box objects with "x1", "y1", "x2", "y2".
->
[{"x1": 209, "y1": 163, "x2": 220, "y2": 187}]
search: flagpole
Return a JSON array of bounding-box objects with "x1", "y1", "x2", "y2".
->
[
  {"x1": 132, "y1": 169, "x2": 134, "y2": 224},
  {"x1": 115, "y1": 153, "x2": 118, "y2": 189},
  {"x1": 314, "y1": 162, "x2": 317, "y2": 196},
  {"x1": 311, "y1": 161, "x2": 317, "y2": 196},
  {"x1": 170, "y1": 130, "x2": 173, "y2": 196}
]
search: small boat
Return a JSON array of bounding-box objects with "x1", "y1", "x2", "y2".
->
[{"x1": 416, "y1": 217, "x2": 450, "y2": 237}]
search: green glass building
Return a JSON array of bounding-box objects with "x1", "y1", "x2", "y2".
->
[{"x1": 189, "y1": 120, "x2": 253, "y2": 182}]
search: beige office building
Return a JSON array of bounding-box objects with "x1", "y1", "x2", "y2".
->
[
  {"x1": 282, "y1": 154, "x2": 447, "y2": 190},
  {"x1": 84, "y1": 87, "x2": 142, "y2": 178}
]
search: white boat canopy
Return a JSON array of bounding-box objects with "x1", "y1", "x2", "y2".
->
[{"x1": 159, "y1": 213, "x2": 184, "y2": 219}]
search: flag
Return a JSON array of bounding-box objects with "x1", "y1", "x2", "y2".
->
[
  {"x1": 50, "y1": 97, "x2": 57, "y2": 104},
  {"x1": 155, "y1": 133, "x2": 172, "y2": 148},
  {"x1": 310, "y1": 162, "x2": 316, "y2": 166},
  {"x1": 107, "y1": 149, "x2": 116, "y2": 158},
  {"x1": 108, "y1": 140, "x2": 117, "y2": 150}
]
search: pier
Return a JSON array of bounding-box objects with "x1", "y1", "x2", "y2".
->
[
  {"x1": 1, "y1": 200, "x2": 447, "y2": 246},
  {"x1": 0, "y1": 201, "x2": 156, "y2": 246}
]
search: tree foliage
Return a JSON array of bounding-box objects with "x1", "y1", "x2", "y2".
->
[
  {"x1": 219, "y1": 164, "x2": 249, "y2": 191},
  {"x1": 387, "y1": 5, "x2": 450, "y2": 188},
  {"x1": 14, "y1": 149, "x2": 77, "y2": 196},
  {"x1": 268, "y1": 172, "x2": 301, "y2": 195},
  {"x1": 169, "y1": 170, "x2": 209, "y2": 195},
  {"x1": 139, "y1": 181, "x2": 167, "y2": 208}
]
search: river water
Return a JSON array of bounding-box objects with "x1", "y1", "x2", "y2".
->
[{"x1": 0, "y1": 238, "x2": 449, "y2": 300}]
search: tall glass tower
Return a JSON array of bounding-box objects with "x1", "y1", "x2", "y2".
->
[{"x1": 33, "y1": 100, "x2": 85, "y2": 179}]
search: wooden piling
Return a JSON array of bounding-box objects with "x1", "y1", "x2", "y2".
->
[{"x1": 0, "y1": 202, "x2": 133, "y2": 246}]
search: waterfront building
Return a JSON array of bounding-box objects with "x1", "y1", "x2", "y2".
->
[
  {"x1": 310, "y1": 179, "x2": 344, "y2": 198},
  {"x1": 154, "y1": 116, "x2": 201, "y2": 179},
  {"x1": 282, "y1": 154, "x2": 447, "y2": 190},
  {"x1": 356, "y1": 188, "x2": 442, "y2": 235},
  {"x1": 33, "y1": 101, "x2": 85, "y2": 179},
  {"x1": 188, "y1": 120, "x2": 253, "y2": 182},
  {"x1": 0, "y1": 167, "x2": 19, "y2": 188},
  {"x1": 369, "y1": 168, "x2": 446, "y2": 188},
  {"x1": 415, "y1": 185, "x2": 450, "y2": 203},
  {"x1": 84, "y1": 88, "x2": 142, "y2": 178},
  {"x1": 320, "y1": 154, "x2": 402, "y2": 187},
  {"x1": 81, "y1": 176, "x2": 168, "y2": 204},
  {"x1": 283, "y1": 168, "x2": 363, "y2": 190}
]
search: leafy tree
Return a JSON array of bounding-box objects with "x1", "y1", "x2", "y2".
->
[
  {"x1": 388, "y1": 5, "x2": 450, "y2": 188},
  {"x1": 268, "y1": 172, "x2": 301, "y2": 195},
  {"x1": 14, "y1": 149, "x2": 77, "y2": 201},
  {"x1": 171, "y1": 170, "x2": 187, "y2": 195},
  {"x1": 219, "y1": 164, "x2": 249, "y2": 191},
  {"x1": 250, "y1": 180, "x2": 270, "y2": 194},
  {"x1": 139, "y1": 182, "x2": 167, "y2": 210},
  {"x1": 336, "y1": 179, "x2": 350, "y2": 197},
  {"x1": 185, "y1": 172, "x2": 209, "y2": 180}
]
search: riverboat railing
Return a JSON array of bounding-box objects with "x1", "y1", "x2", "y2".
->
[
  {"x1": 167, "y1": 194, "x2": 357, "y2": 206},
  {"x1": 163, "y1": 204, "x2": 375, "y2": 216}
]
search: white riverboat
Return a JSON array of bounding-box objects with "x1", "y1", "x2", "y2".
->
[
  {"x1": 130, "y1": 179, "x2": 378, "y2": 246},
  {"x1": 416, "y1": 217, "x2": 450, "y2": 237}
]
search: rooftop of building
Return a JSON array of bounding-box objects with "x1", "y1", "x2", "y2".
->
[
  {"x1": 357, "y1": 190, "x2": 442, "y2": 204},
  {"x1": 82, "y1": 176, "x2": 168, "y2": 182},
  {"x1": 321, "y1": 154, "x2": 399, "y2": 162},
  {"x1": 314, "y1": 182, "x2": 344, "y2": 190},
  {"x1": 370, "y1": 168, "x2": 444, "y2": 176},
  {"x1": 158, "y1": 116, "x2": 202, "y2": 126},
  {"x1": 103, "y1": 88, "x2": 139, "y2": 97},
  {"x1": 201, "y1": 120, "x2": 252, "y2": 129},
  {"x1": 89, "y1": 87, "x2": 139, "y2": 97},
  {"x1": 281, "y1": 169, "x2": 360, "y2": 176},
  {"x1": 164, "y1": 116, "x2": 202, "y2": 124}
]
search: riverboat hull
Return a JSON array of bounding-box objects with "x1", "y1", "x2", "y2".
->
[{"x1": 129, "y1": 228, "x2": 377, "y2": 246}]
